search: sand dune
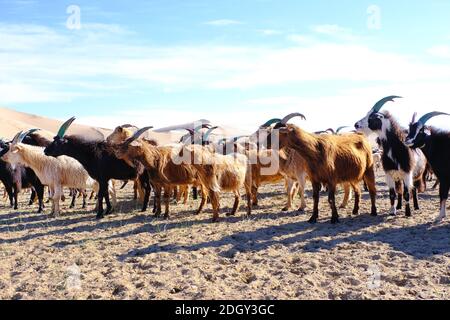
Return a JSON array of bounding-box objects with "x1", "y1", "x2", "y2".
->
[
  {"x1": 0, "y1": 107, "x2": 245, "y2": 145},
  {"x1": 0, "y1": 107, "x2": 110, "y2": 141}
]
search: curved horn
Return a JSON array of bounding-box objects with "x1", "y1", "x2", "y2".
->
[
  {"x1": 20, "y1": 128, "x2": 40, "y2": 142},
  {"x1": 126, "y1": 126, "x2": 153, "y2": 144},
  {"x1": 336, "y1": 126, "x2": 350, "y2": 134},
  {"x1": 260, "y1": 118, "x2": 282, "y2": 128},
  {"x1": 121, "y1": 124, "x2": 138, "y2": 129},
  {"x1": 280, "y1": 113, "x2": 306, "y2": 125},
  {"x1": 370, "y1": 96, "x2": 402, "y2": 114},
  {"x1": 417, "y1": 112, "x2": 450, "y2": 125},
  {"x1": 194, "y1": 123, "x2": 211, "y2": 132},
  {"x1": 203, "y1": 126, "x2": 219, "y2": 141},
  {"x1": 325, "y1": 128, "x2": 336, "y2": 134},
  {"x1": 183, "y1": 128, "x2": 195, "y2": 136},
  {"x1": 411, "y1": 112, "x2": 417, "y2": 124},
  {"x1": 57, "y1": 117, "x2": 76, "y2": 138},
  {"x1": 11, "y1": 131, "x2": 23, "y2": 145}
]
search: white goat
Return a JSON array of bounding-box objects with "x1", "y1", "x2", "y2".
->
[{"x1": 2, "y1": 131, "x2": 116, "y2": 216}]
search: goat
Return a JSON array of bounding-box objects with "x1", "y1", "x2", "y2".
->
[
  {"x1": 44, "y1": 118, "x2": 151, "y2": 219},
  {"x1": 2, "y1": 130, "x2": 112, "y2": 216},
  {"x1": 273, "y1": 113, "x2": 377, "y2": 224},
  {"x1": 405, "y1": 112, "x2": 450, "y2": 222},
  {"x1": 355, "y1": 97, "x2": 427, "y2": 216},
  {"x1": 107, "y1": 124, "x2": 157, "y2": 207},
  {"x1": 254, "y1": 118, "x2": 355, "y2": 212},
  {"x1": 113, "y1": 129, "x2": 222, "y2": 221},
  {"x1": 0, "y1": 136, "x2": 45, "y2": 212}
]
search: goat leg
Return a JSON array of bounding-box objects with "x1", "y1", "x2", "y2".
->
[
  {"x1": 436, "y1": 182, "x2": 449, "y2": 222},
  {"x1": 412, "y1": 188, "x2": 419, "y2": 210},
  {"x1": 308, "y1": 182, "x2": 321, "y2": 224},
  {"x1": 70, "y1": 189, "x2": 77, "y2": 209},
  {"x1": 29, "y1": 189, "x2": 36, "y2": 206},
  {"x1": 36, "y1": 185, "x2": 44, "y2": 214},
  {"x1": 352, "y1": 184, "x2": 361, "y2": 216},
  {"x1": 328, "y1": 185, "x2": 339, "y2": 224},
  {"x1": 96, "y1": 183, "x2": 106, "y2": 219}
]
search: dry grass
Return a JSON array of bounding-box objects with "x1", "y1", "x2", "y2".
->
[{"x1": 0, "y1": 172, "x2": 448, "y2": 300}]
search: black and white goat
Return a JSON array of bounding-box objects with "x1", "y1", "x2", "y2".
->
[
  {"x1": 405, "y1": 112, "x2": 450, "y2": 222},
  {"x1": 44, "y1": 118, "x2": 152, "y2": 219},
  {"x1": 355, "y1": 96, "x2": 427, "y2": 216}
]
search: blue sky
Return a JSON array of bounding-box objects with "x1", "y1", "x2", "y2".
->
[{"x1": 1, "y1": 0, "x2": 450, "y2": 132}]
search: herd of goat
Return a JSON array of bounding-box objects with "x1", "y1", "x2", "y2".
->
[{"x1": 0, "y1": 96, "x2": 448, "y2": 224}]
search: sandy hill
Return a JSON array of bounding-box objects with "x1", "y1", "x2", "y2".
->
[
  {"x1": 0, "y1": 107, "x2": 247, "y2": 145},
  {"x1": 0, "y1": 107, "x2": 110, "y2": 141}
]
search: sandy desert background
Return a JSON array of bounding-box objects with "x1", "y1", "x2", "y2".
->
[{"x1": 0, "y1": 107, "x2": 448, "y2": 300}]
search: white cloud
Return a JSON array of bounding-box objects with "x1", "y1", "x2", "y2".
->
[
  {"x1": 1, "y1": 22, "x2": 450, "y2": 132},
  {"x1": 311, "y1": 24, "x2": 359, "y2": 41},
  {"x1": 204, "y1": 19, "x2": 243, "y2": 26},
  {"x1": 259, "y1": 29, "x2": 282, "y2": 36},
  {"x1": 427, "y1": 45, "x2": 450, "y2": 59}
]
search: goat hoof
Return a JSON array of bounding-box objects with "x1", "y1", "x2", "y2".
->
[
  {"x1": 96, "y1": 214, "x2": 104, "y2": 220},
  {"x1": 414, "y1": 206, "x2": 420, "y2": 211},
  {"x1": 28, "y1": 201, "x2": 33, "y2": 206},
  {"x1": 308, "y1": 216, "x2": 317, "y2": 224},
  {"x1": 226, "y1": 212, "x2": 236, "y2": 217},
  {"x1": 331, "y1": 217, "x2": 340, "y2": 224},
  {"x1": 371, "y1": 211, "x2": 378, "y2": 217},
  {"x1": 282, "y1": 207, "x2": 289, "y2": 212}
]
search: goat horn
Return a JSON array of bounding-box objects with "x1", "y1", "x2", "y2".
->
[
  {"x1": 127, "y1": 126, "x2": 154, "y2": 143},
  {"x1": 336, "y1": 126, "x2": 350, "y2": 133},
  {"x1": 417, "y1": 112, "x2": 450, "y2": 126},
  {"x1": 411, "y1": 112, "x2": 417, "y2": 124},
  {"x1": 203, "y1": 126, "x2": 219, "y2": 141},
  {"x1": 260, "y1": 118, "x2": 282, "y2": 128},
  {"x1": 11, "y1": 131, "x2": 23, "y2": 145},
  {"x1": 121, "y1": 124, "x2": 138, "y2": 129},
  {"x1": 370, "y1": 96, "x2": 402, "y2": 114},
  {"x1": 280, "y1": 113, "x2": 306, "y2": 124},
  {"x1": 183, "y1": 128, "x2": 195, "y2": 136},
  {"x1": 57, "y1": 117, "x2": 76, "y2": 138},
  {"x1": 20, "y1": 128, "x2": 40, "y2": 142},
  {"x1": 326, "y1": 128, "x2": 336, "y2": 134},
  {"x1": 194, "y1": 124, "x2": 211, "y2": 132}
]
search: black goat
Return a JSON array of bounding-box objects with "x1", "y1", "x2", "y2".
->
[
  {"x1": 44, "y1": 117, "x2": 152, "y2": 219},
  {"x1": 406, "y1": 112, "x2": 450, "y2": 222},
  {"x1": 0, "y1": 136, "x2": 45, "y2": 212}
]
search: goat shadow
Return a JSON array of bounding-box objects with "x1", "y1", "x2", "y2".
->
[{"x1": 117, "y1": 213, "x2": 449, "y2": 262}]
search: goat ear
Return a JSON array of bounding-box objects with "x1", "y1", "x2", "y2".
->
[
  {"x1": 130, "y1": 141, "x2": 142, "y2": 147},
  {"x1": 12, "y1": 145, "x2": 22, "y2": 153}
]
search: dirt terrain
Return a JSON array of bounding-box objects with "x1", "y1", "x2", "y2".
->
[{"x1": 0, "y1": 172, "x2": 448, "y2": 300}]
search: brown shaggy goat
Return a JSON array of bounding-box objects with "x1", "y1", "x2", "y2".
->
[{"x1": 275, "y1": 116, "x2": 377, "y2": 224}]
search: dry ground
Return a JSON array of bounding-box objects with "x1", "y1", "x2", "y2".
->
[{"x1": 0, "y1": 172, "x2": 448, "y2": 300}]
